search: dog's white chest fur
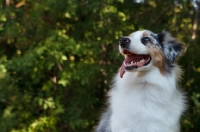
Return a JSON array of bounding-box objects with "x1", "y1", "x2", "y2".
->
[{"x1": 109, "y1": 68, "x2": 184, "y2": 132}]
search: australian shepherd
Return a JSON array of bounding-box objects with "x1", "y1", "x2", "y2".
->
[{"x1": 96, "y1": 30, "x2": 186, "y2": 132}]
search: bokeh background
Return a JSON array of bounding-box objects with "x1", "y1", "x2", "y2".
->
[{"x1": 0, "y1": 0, "x2": 200, "y2": 132}]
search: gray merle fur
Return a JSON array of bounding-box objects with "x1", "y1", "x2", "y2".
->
[{"x1": 155, "y1": 31, "x2": 184, "y2": 74}]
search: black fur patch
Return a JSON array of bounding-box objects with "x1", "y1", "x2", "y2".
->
[
  {"x1": 157, "y1": 32, "x2": 165, "y2": 42},
  {"x1": 151, "y1": 33, "x2": 164, "y2": 49}
]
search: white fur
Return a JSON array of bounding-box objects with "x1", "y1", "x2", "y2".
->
[
  {"x1": 107, "y1": 31, "x2": 185, "y2": 132},
  {"x1": 109, "y1": 67, "x2": 185, "y2": 132}
]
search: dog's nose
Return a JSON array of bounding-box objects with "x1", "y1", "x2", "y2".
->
[{"x1": 119, "y1": 37, "x2": 130, "y2": 48}]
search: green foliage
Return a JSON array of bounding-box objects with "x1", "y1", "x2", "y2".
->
[{"x1": 0, "y1": 0, "x2": 199, "y2": 131}]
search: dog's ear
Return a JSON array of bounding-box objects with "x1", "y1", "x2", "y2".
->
[{"x1": 157, "y1": 31, "x2": 184, "y2": 63}]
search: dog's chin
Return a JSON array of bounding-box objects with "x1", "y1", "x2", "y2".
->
[{"x1": 120, "y1": 50, "x2": 151, "y2": 78}]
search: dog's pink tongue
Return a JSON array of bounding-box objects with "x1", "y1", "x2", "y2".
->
[{"x1": 120, "y1": 63, "x2": 125, "y2": 78}]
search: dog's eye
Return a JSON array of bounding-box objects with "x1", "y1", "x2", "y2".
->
[
  {"x1": 142, "y1": 37, "x2": 150, "y2": 42},
  {"x1": 141, "y1": 37, "x2": 151, "y2": 45}
]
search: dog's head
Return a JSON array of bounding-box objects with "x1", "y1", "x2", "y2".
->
[{"x1": 119, "y1": 30, "x2": 184, "y2": 78}]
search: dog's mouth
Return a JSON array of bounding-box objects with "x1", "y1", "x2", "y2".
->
[{"x1": 120, "y1": 50, "x2": 151, "y2": 78}]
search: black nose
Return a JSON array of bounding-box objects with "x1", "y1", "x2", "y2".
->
[{"x1": 119, "y1": 37, "x2": 130, "y2": 48}]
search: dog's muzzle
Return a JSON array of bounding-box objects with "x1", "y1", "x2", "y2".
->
[{"x1": 119, "y1": 37, "x2": 131, "y2": 48}]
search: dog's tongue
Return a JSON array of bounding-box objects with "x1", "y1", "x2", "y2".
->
[{"x1": 120, "y1": 62, "x2": 125, "y2": 78}]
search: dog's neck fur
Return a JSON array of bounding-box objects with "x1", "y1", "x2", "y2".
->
[
  {"x1": 115, "y1": 66, "x2": 177, "y2": 92},
  {"x1": 108, "y1": 67, "x2": 185, "y2": 132}
]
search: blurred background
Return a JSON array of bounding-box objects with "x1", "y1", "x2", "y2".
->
[{"x1": 0, "y1": 0, "x2": 200, "y2": 131}]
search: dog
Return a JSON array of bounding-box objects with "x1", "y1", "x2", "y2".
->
[{"x1": 96, "y1": 30, "x2": 186, "y2": 132}]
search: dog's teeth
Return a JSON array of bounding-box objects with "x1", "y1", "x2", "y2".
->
[{"x1": 140, "y1": 59, "x2": 145, "y2": 63}]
